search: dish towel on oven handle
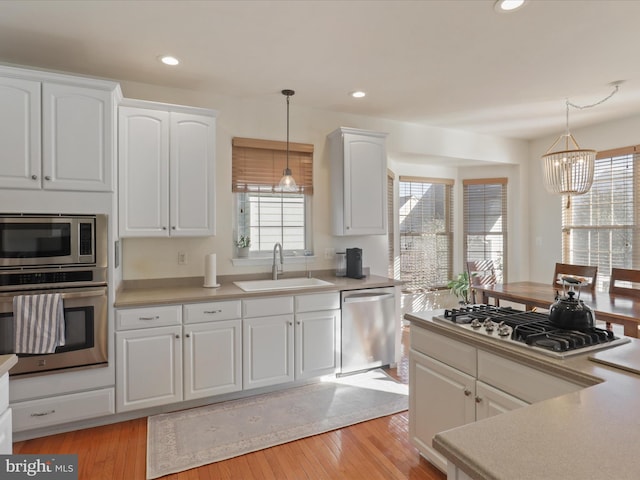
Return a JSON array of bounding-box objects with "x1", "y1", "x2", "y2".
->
[{"x1": 13, "y1": 293, "x2": 66, "y2": 354}]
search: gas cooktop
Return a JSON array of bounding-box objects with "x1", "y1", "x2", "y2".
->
[{"x1": 433, "y1": 305, "x2": 630, "y2": 358}]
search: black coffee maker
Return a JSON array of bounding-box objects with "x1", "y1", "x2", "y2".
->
[{"x1": 346, "y1": 248, "x2": 365, "y2": 279}]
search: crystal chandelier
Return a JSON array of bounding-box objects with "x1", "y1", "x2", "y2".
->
[{"x1": 541, "y1": 84, "x2": 620, "y2": 196}]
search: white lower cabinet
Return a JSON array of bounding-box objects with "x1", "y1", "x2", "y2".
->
[
  {"x1": 12, "y1": 388, "x2": 115, "y2": 432},
  {"x1": 243, "y1": 293, "x2": 340, "y2": 390},
  {"x1": 184, "y1": 319, "x2": 242, "y2": 400},
  {"x1": 116, "y1": 325, "x2": 183, "y2": 412},
  {"x1": 243, "y1": 314, "x2": 295, "y2": 389},
  {"x1": 116, "y1": 301, "x2": 242, "y2": 412},
  {"x1": 409, "y1": 325, "x2": 579, "y2": 472}
]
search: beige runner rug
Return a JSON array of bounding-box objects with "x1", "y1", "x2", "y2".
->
[{"x1": 146, "y1": 369, "x2": 408, "y2": 479}]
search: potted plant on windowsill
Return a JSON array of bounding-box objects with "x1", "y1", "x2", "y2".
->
[
  {"x1": 234, "y1": 236, "x2": 251, "y2": 258},
  {"x1": 447, "y1": 271, "x2": 470, "y2": 305}
]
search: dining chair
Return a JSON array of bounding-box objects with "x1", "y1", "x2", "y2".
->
[
  {"x1": 609, "y1": 268, "x2": 640, "y2": 298},
  {"x1": 466, "y1": 260, "x2": 499, "y2": 305},
  {"x1": 552, "y1": 263, "x2": 598, "y2": 292}
]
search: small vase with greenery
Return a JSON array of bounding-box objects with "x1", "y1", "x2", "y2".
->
[
  {"x1": 235, "y1": 236, "x2": 251, "y2": 257},
  {"x1": 447, "y1": 271, "x2": 470, "y2": 304}
]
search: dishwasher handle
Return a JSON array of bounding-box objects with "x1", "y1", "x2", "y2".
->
[{"x1": 343, "y1": 292, "x2": 394, "y2": 304}]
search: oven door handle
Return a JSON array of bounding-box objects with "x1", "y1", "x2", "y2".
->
[{"x1": 58, "y1": 289, "x2": 107, "y2": 300}]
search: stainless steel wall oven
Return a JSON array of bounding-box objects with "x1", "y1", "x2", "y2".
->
[{"x1": 0, "y1": 213, "x2": 108, "y2": 377}]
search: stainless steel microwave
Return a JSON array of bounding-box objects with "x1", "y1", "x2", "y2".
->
[{"x1": 0, "y1": 214, "x2": 106, "y2": 268}]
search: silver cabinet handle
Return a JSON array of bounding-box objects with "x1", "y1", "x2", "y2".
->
[
  {"x1": 464, "y1": 388, "x2": 472, "y2": 396},
  {"x1": 139, "y1": 316, "x2": 160, "y2": 320},
  {"x1": 31, "y1": 410, "x2": 55, "y2": 417},
  {"x1": 31, "y1": 174, "x2": 38, "y2": 180},
  {"x1": 204, "y1": 310, "x2": 222, "y2": 314}
]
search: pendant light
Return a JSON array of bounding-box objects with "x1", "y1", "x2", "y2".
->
[
  {"x1": 541, "y1": 83, "x2": 621, "y2": 196},
  {"x1": 279, "y1": 89, "x2": 297, "y2": 192},
  {"x1": 541, "y1": 100, "x2": 596, "y2": 196}
]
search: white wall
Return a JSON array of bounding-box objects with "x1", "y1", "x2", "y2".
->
[
  {"x1": 528, "y1": 113, "x2": 640, "y2": 283},
  {"x1": 117, "y1": 80, "x2": 529, "y2": 280}
]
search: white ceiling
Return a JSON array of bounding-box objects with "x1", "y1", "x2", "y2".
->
[{"x1": 1, "y1": 0, "x2": 639, "y2": 140}]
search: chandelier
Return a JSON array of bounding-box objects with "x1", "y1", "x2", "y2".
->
[{"x1": 541, "y1": 84, "x2": 620, "y2": 196}]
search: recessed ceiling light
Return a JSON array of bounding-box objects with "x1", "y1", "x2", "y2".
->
[
  {"x1": 350, "y1": 91, "x2": 366, "y2": 98},
  {"x1": 494, "y1": 0, "x2": 527, "y2": 13},
  {"x1": 159, "y1": 55, "x2": 180, "y2": 66}
]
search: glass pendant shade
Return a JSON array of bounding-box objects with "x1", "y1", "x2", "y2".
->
[
  {"x1": 541, "y1": 133, "x2": 595, "y2": 195},
  {"x1": 279, "y1": 167, "x2": 297, "y2": 191}
]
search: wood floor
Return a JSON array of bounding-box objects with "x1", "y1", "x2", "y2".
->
[{"x1": 13, "y1": 326, "x2": 445, "y2": 479}]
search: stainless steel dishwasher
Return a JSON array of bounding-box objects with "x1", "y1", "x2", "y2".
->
[{"x1": 340, "y1": 287, "x2": 396, "y2": 375}]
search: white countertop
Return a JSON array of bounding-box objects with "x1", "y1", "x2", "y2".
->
[{"x1": 405, "y1": 310, "x2": 640, "y2": 480}]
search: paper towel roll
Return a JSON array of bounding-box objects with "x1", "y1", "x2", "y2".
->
[{"x1": 203, "y1": 253, "x2": 220, "y2": 288}]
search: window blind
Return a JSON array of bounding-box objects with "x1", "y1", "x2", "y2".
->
[
  {"x1": 232, "y1": 137, "x2": 314, "y2": 194},
  {"x1": 398, "y1": 176, "x2": 454, "y2": 290},
  {"x1": 463, "y1": 178, "x2": 508, "y2": 283},
  {"x1": 562, "y1": 145, "x2": 640, "y2": 285}
]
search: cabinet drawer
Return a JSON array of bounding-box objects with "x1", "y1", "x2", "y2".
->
[
  {"x1": 411, "y1": 326, "x2": 476, "y2": 376},
  {"x1": 295, "y1": 292, "x2": 340, "y2": 313},
  {"x1": 116, "y1": 305, "x2": 181, "y2": 330},
  {"x1": 477, "y1": 350, "x2": 582, "y2": 404},
  {"x1": 12, "y1": 388, "x2": 115, "y2": 432},
  {"x1": 0, "y1": 373, "x2": 7, "y2": 414},
  {"x1": 184, "y1": 300, "x2": 241, "y2": 324},
  {"x1": 243, "y1": 296, "x2": 294, "y2": 318}
]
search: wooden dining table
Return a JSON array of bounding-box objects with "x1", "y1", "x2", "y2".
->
[{"x1": 474, "y1": 281, "x2": 640, "y2": 338}]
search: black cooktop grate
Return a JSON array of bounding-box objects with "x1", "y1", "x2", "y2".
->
[{"x1": 442, "y1": 305, "x2": 617, "y2": 353}]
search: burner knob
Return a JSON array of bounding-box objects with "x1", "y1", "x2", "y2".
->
[
  {"x1": 483, "y1": 318, "x2": 495, "y2": 332},
  {"x1": 497, "y1": 322, "x2": 511, "y2": 337},
  {"x1": 470, "y1": 319, "x2": 482, "y2": 329}
]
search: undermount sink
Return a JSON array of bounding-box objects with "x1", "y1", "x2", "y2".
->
[{"x1": 233, "y1": 277, "x2": 334, "y2": 292}]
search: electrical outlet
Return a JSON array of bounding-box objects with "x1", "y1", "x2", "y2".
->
[
  {"x1": 324, "y1": 247, "x2": 336, "y2": 260},
  {"x1": 178, "y1": 251, "x2": 188, "y2": 265}
]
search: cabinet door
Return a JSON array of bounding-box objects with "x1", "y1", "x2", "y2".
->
[
  {"x1": 243, "y1": 315, "x2": 294, "y2": 389},
  {"x1": 116, "y1": 326, "x2": 183, "y2": 412},
  {"x1": 42, "y1": 82, "x2": 114, "y2": 191},
  {"x1": 118, "y1": 107, "x2": 170, "y2": 237},
  {"x1": 295, "y1": 309, "x2": 339, "y2": 380},
  {"x1": 170, "y1": 112, "x2": 216, "y2": 236},
  {"x1": 409, "y1": 349, "x2": 475, "y2": 472},
  {"x1": 183, "y1": 320, "x2": 242, "y2": 400},
  {"x1": 0, "y1": 76, "x2": 41, "y2": 190},
  {"x1": 341, "y1": 131, "x2": 387, "y2": 235},
  {"x1": 475, "y1": 381, "x2": 528, "y2": 421}
]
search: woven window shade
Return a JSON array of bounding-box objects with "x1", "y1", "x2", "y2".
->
[
  {"x1": 387, "y1": 170, "x2": 395, "y2": 279},
  {"x1": 232, "y1": 137, "x2": 313, "y2": 194},
  {"x1": 463, "y1": 178, "x2": 508, "y2": 283},
  {"x1": 562, "y1": 145, "x2": 640, "y2": 285}
]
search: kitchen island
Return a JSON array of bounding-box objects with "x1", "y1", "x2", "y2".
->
[{"x1": 405, "y1": 310, "x2": 640, "y2": 480}]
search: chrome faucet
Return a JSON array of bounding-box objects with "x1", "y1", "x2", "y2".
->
[{"x1": 272, "y1": 242, "x2": 283, "y2": 280}]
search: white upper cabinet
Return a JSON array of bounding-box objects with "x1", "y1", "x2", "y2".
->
[
  {"x1": 0, "y1": 66, "x2": 119, "y2": 192},
  {"x1": 329, "y1": 127, "x2": 388, "y2": 235},
  {"x1": 118, "y1": 100, "x2": 216, "y2": 237}
]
